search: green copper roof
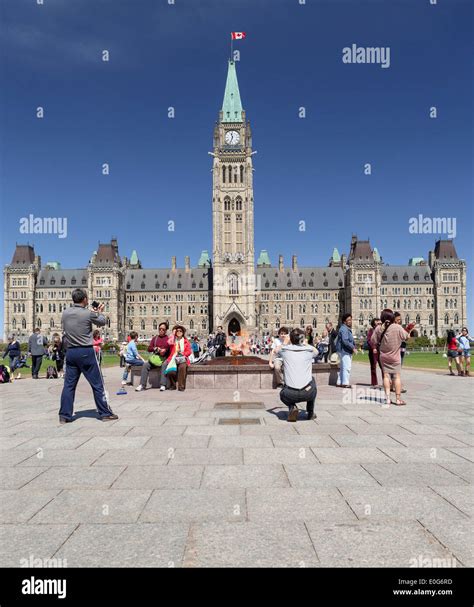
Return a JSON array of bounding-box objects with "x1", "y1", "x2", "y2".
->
[
  {"x1": 373, "y1": 247, "x2": 380, "y2": 262},
  {"x1": 408, "y1": 256, "x2": 425, "y2": 266},
  {"x1": 45, "y1": 261, "x2": 61, "y2": 270},
  {"x1": 331, "y1": 248, "x2": 341, "y2": 262},
  {"x1": 130, "y1": 250, "x2": 139, "y2": 265},
  {"x1": 221, "y1": 61, "x2": 243, "y2": 123},
  {"x1": 257, "y1": 250, "x2": 271, "y2": 267},
  {"x1": 198, "y1": 250, "x2": 211, "y2": 268}
]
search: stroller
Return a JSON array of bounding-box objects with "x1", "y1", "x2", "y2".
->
[
  {"x1": 192, "y1": 345, "x2": 216, "y2": 364},
  {"x1": 314, "y1": 341, "x2": 328, "y2": 363}
]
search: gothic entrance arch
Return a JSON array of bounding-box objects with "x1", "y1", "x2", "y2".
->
[{"x1": 228, "y1": 317, "x2": 242, "y2": 336}]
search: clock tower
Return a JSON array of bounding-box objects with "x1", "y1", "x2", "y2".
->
[{"x1": 211, "y1": 60, "x2": 256, "y2": 335}]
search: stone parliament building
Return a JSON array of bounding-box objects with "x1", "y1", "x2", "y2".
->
[{"x1": 3, "y1": 61, "x2": 468, "y2": 342}]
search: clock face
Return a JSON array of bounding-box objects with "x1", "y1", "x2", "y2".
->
[{"x1": 225, "y1": 130, "x2": 240, "y2": 145}]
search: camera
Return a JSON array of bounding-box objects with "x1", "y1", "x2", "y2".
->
[{"x1": 91, "y1": 301, "x2": 100, "y2": 310}]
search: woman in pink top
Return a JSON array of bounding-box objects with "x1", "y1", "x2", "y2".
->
[
  {"x1": 370, "y1": 309, "x2": 414, "y2": 406},
  {"x1": 93, "y1": 329, "x2": 104, "y2": 366}
]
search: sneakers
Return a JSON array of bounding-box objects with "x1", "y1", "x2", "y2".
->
[
  {"x1": 102, "y1": 414, "x2": 119, "y2": 421},
  {"x1": 135, "y1": 385, "x2": 145, "y2": 392},
  {"x1": 159, "y1": 386, "x2": 166, "y2": 391},
  {"x1": 306, "y1": 411, "x2": 317, "y2": 421},
  {"x1": 59, "y1": 416, "x2": 71, "y2": 425},
  {"x1": 287, "y1": 405, "x2": 299, "y2": 422},
  {"x1": 121, "y1": 380, "x2": 128, "y2": 386}
]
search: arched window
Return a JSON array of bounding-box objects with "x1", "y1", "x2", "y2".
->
[
  {"x1": 429, "y1": 314, "x2": 433, "y2": 325},
  {"x1": 312, "y1": 318, "x2": 317, "y2": 328},
  {"x1": 153, "y1": 320, "x2": 158, "y2": 330},
  {"x1": 140, "y1": 320, "x2": 145, "y2": 330},
  {"x1": 222, "y1": 165, "x2": 226, "y2": 183},
  {"x1": 201, "y1": 319, "x2": 207, "y2": 330},
  {"x1": 454, "y1": 313, "x2": 459, "y2": 324},
  {"x1": 224, "y1": 197, "x2": 231, "y2": 211},
  {"x1": 240, "y1": 165, "x2": 244, "y2": 183},
  {"x1": 405, "y1": 315, "x2": 410, "y2": 325},
  {"x1": 444, "y1": 313, "x2": 449, "y2": 325},
  {"x1": 233, "y1": 165, "x2": 238, "y2": 183},
  {"x1": 189, "y1": 319, "x2": 194, "y2": 330},
  {"x1": 235, "y1": 196, "x2": 242, "y2": 210},
  {"x1": 228, "y1": 273, "x2": 239, "y2": 295},
  {"x1": 37, "y1": 318, "x2": 41, "y2": 328},
  {"x1": 21, "y1": 318, "x2": 26, "y2": 329},
  {"x1": 129, "y1": 320, "x2": 133, "y2": 330},
  {"x1": 263, "y1": 318, "x2": 268, "y2": 329},
  {"x1": 416, "y1": 314, "x2": 420, "y2": 324},
  {"x1": 359, "y1": 314, "x2": 364, "y2": 326},
  {"x1": 12, "y1": 318, "x2": 17, "y2": 329},
  {"x1": 50, "y1": 318, "x2": 55, "y2": 328},
  {"x1": 300, "y1": 318, "x2": 305, "y2": 328},
  {"x1": 275, "y1": 318, "x2": 281, "y2": 329}
]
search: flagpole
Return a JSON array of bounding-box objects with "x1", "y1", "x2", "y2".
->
[{"x1": 230, "y1": 34, "x2": 233, "y2": 61}]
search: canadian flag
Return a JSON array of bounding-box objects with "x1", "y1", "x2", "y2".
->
[{"x1": 231, "y1": 32, "x2": 246, "y2": 40}]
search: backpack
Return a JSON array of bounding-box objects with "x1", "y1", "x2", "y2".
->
[
  {"x1": 46, "y1": 365, "x2": 58, "y2": 379},
  {"x1": 0, "y1": 365, "x2": 11, "y2": 383}
]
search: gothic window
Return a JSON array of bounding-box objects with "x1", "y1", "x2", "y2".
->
[
  {"x1": 240, "y1": 165, "x2": 244, "y2": 183},
  {"x1": 416, "y1": 314, "x2": 421, "y2": 324},
  {"x1": 228, "y1": 165, "x2": 232, "y2": 181},
  {"x1": 405, "y1": 315, "x2": 410, "y2": 325},
  {"x1": 300, "y1": 318, "x2": 305, "y2": 328},
  {"x1": 189, "y1": 319, "x2": 194, "y2": 330},
  {"x1": 201, "y1": 319, "x2": 207, "y2": 330},
  {"x1": 275, "y1": 318, "x2": 281, "y2": 329},
  {"x1": 50, "y1": 318, "x2": 55, "y2": 328},
  {"x1": 236, "y1": 196, "x2": 242, "y2": 210},
  {"x1": 263, "y1": 318, "x2": 268, "y2": 329},
  {"x1": 233, "y1": 166, "x2": 238, "y2": 183},
  {"x1": 359, "y1": 314, "x2": 364, "y2": 326},
  {"x1": 312, "y1": 318, "x2": 317, "y2": 328},
  {"x1": 141, "y1": 320, "x2": 145, "y2": 331},
  {"x1": 454, "y1": 313, "x2": 459, "y2": 324},
  {"x1": 429, "y1": 314, "x2": 433, "y2": 325},
  {"x1": 236, "y1": 214, "x2": 242, "y2": 223},
  {"x1": 444, "y1": 313, "x2": 449, "y2": 324},
  {"x1": 22, "y1": 318, "x2": 26, "y2": 329},
  {"x1": 224, "y1": 197, "x2": 231, "y2": 211},
  {"x1": 222, "y1": 165, "x2": 226, "y2": 183},
  {"x1": 229, "y1": 273, "x2": 239, "y2": 295}
]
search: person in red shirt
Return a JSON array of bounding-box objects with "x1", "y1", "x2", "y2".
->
[
  {"x1": 136, "y1": 322, "x2": 171, "y2": 391},
  {"x1": 165, "y1": 325, "x2": 192, "y2": 391},
  {"x1": 446, "y1": 330, "x2": 463, "y2": 376}
]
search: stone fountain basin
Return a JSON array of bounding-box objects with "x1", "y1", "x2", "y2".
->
[{"x1": 130, "y1": 356, "x2": 338, "y2": 389}]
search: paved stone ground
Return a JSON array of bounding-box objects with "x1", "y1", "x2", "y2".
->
[{"x1": 0, "y1": 363, "x2": 472, "y2": 568}]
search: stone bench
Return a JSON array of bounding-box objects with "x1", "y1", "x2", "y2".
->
[{"x1": 129, "y1": 361, "x2": 339, "y2": 389}]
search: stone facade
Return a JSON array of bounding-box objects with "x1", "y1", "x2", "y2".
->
[{"x1": 2, "y1": 62, "x2": 468, "y2": 342}]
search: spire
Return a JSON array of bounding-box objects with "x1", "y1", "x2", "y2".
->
[{"x1": 221, "y1": 60, "x2": 243, "y2": 123}]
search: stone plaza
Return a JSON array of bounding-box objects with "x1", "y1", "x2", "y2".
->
[{"x1": 0, "y1": 363, "x2": 472, "y2": 568}]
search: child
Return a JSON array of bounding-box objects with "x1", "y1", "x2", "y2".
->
[{"x1": 122, "y1": 332, "x2": 145, "y2": 385}]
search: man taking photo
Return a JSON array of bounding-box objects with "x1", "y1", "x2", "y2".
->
[{"x1": 58, "y1": 288, "x2": 118, "y2": 424}]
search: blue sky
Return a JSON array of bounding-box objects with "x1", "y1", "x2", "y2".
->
[{"x1": 1, "y1": 0, "x2": 473, "y2": 326}]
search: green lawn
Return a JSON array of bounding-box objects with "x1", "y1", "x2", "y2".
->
[
  {"x1": 353, "y1": 350, "x2": 467, "y2": 371},
  {"x1": 4, "y1": 353, "x2": 121, "y2": 378}
]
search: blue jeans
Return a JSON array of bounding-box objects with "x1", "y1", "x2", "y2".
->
[
  {"x1": 123, "y1": 358, "x2": 143, "y2": 381},
  {"x1": 59, "y1": 346, "x2": 113, "y2": 421},
  {"x1": 337, "y1": 352, "x2": 352, "y2": 386}
]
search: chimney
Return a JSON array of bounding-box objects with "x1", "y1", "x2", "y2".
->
[
  {"x1": 278, "y1": 255, "x2": 284, "y2": 272},
  {"x1": 428, "y1": 250, "x2": 435, "y2": 269},
  {"x1": 292, "y1": 255, "x2": 297, "y2": 272},
  {"x1": 171, "y1": 256, "x2": 176, "y2": 271},
  {"x1": 185, "y1": 256, "x2": 190, "y2": 272}
]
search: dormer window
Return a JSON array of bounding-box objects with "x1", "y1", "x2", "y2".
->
[
  {"x1": 309, "y1": 280, "x2": 314, "y2": 287},
  {"x1": 61, "y1": 277, "x2": 66, "y2": 285},
  {"x1": 40, "y1": 278, "x2": 45, "y2": 285},
  {"x1": 50, "y1": 278, "x2": 56, "y2": 285},
  {"x1": 163, "y1": 282, "x2": 167, "y2": 289},
  {"x1": 155, "y1": 282, "x2": 160, "y2": 289},
  {"x1": 265, "y1": 281, "x2": 270, "y2": 288},
  {"x1": 126, "y1": 282, "x2": 131, "y2": 289},
  {"x1": 192, "y1": 282, "x2": 196, "y2": 289},
  {"x1": 141, "y1": 281, "x2": 145, "y2": 289},
  {"x1": 81, "y1": 277, "x2": 86, "y2": 285},
  {"x1": 177, "y1": 282, "x2": 182, "y2": 289},
  {"x1": 393, "y1": 273, "x2": 398, "y2": 281},
  {"x1": 382, "y1": 273, "x2": 387, "y2": 281},
  {"x1": 199, "y1": 281, "x2": 203, "y2": 288},
  {"x1": 403, "y1": 273, "x2": 409, "y2": 281},
  {"x1": 287, "y1": 281, "x2": 291, "y2": 287},
  {"x1": 324, "y1": 280, "x2": 328, "y2": 287},
  {"x1": 414, "y1": 273, "x2": 420, "y2": 281}
]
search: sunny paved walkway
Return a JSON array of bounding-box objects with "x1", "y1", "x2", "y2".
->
[{"x1": 0, "y1": 363, "x2": 472, "y2": 567}]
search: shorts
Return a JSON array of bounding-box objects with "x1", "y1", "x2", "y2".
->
[
  {"x1": 462, "y1": 349, "x2": 471, "y2": 358},
  {"x1": 447, "y1": 350, "x2": 459, "y2": 358}
]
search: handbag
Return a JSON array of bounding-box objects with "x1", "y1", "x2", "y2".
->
[
  {"x1": 149, "y1": 354, "x2": 163, "y2": 367},
  {"x1": 175, "y1": 355, "x2": 186, "y2": 365}
]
